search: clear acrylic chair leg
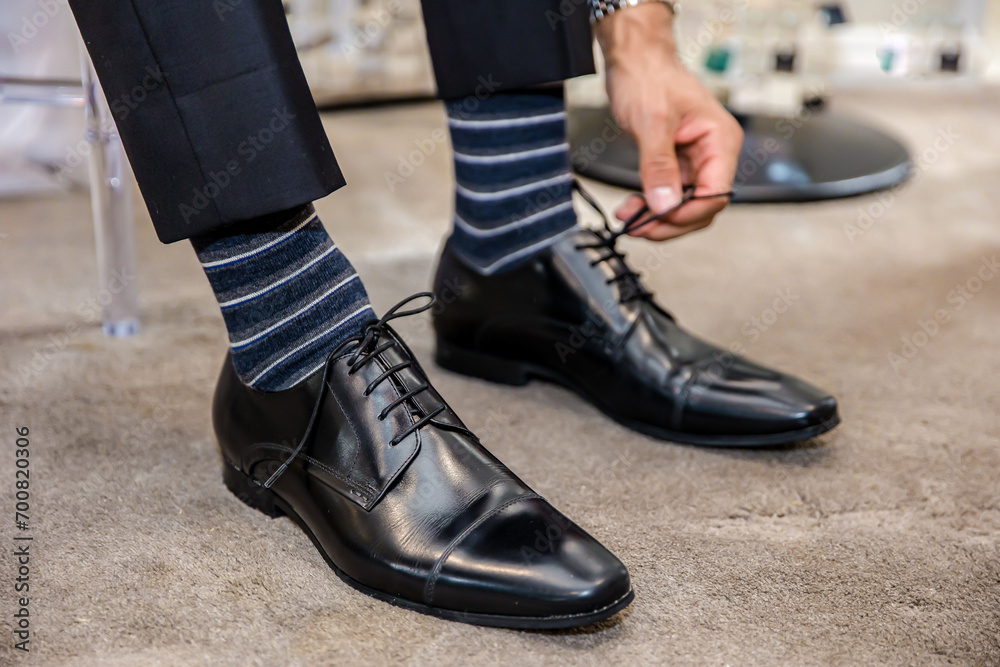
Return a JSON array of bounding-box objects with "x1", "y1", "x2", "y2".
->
[{"x1": 81, "y1": 52, "x2": 140, "y2": 337}]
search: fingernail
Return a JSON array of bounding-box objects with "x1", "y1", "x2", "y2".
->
[{"x1": 649, "y1": 186, "x2": 680, "y2": 213}]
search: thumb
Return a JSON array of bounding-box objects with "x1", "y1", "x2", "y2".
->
[{"x1": 637, "y1": 122, "x2": 683, "y2": 214}]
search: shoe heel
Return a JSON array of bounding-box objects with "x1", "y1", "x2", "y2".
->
[
  {"x1": 435, "y1": 338, "x2": 531, "y2": 386},
  {"x1": 223, "y1": 463, "x2": 284, "y2": 518}
]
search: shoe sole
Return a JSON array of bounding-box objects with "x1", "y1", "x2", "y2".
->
[
  {"x1": 222, "y1": 462, "x2": 635, "y2": 629},
  {"x1": 435, "y1": 339, "x2": 840, "y2": 447}
]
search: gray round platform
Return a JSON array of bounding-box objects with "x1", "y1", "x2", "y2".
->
[{"x1": 568, "y1": 106, "x2": 912, "y2": 203}]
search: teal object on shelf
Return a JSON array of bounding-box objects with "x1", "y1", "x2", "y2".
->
[
  {"x1": 879, "y1": 49, "x2": 895, "y2": 72},
  {"x1": 705, "y1": 46, "x2": 731, "y2": 73}
]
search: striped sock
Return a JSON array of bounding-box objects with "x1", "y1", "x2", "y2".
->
[
  {"x1": 446, "y1": 87, "x2": 578, "y2": 274},
  {"x1": 191, "y1": 204, "x2": 376, "y2": 391}
]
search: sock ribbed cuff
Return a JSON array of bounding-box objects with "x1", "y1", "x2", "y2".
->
[
  {"x1": 446, "y1": 89, "x2": 578, "y2": 275},
  {"x1": 192, "y1": 205, "x2": 375, "y2": 390}
]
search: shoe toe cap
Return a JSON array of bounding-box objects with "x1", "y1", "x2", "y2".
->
[
  {"x1": 685, "y1": 358, "x2": 839, "y2": 438},
  {"x1": 428, "y1": 495, "x2": 632, "y2": 622}
]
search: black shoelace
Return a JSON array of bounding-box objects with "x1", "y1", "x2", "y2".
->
[
  {"x1": 263, "y1": 292, "x2": 440, "y2": 489},
  {"x1": 572, "y1": 181, "x2": 734, "y2": 304}
]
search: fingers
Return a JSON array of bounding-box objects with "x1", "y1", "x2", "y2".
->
[
  {"x1": 635, "y1": 114, "x2": 683, "y2": 214},
  {"x1": 674, "y1": 112, "x2": 744, "y2": 193},
  {"x1": 613, "y1": 171, "x2": 726, "y2": 241},
  {"x1": 613, "y1": 108, "x2": 743, "y2": 242},
  {"x1": 614, "y1": 194, "x2": 646, "y2": 223},
  {"x1": 633, "y1": 217, "x2": 712, "y2": 241},
  {"x1": 614, "y1": 192, "x2": 719, "y2": 241},
  {"x1": 664, "y1": 163, "x2": 737, "y2": 229},
  {"x1": 656, "y1": 116, "x2": 742, "y2": 230},
  {"x1": 659, "y1": 188, "x2": 729, "y2": 228},
  {"x1": 617, "y1": 148, "x2": 732, "y2": 240}
]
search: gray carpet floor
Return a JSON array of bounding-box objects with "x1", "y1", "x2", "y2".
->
[{"x1": 0, "y1": 87, "x2": 998, "y2": 666}]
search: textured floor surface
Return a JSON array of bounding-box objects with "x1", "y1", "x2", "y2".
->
[{"x1": 0, "y1": 87, "x2": 998, "y2": 666}]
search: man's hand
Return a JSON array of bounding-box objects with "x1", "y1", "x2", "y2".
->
[{"x1": 595, "y1": 3, "x2": 744, "y2": 241}]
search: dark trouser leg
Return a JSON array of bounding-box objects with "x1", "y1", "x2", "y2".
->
[
  {"x1": 68, "y1": 0, "x2": 344, "y2": 243},
  {"x1": 418, "y1": 0, "x2": 594, "y2": 274},
  {"x1": 419, "y1": 0, "x2": 595, "y2": 99},
  {"x1": 68, "y1": 1, "x2": 373, "y2": 389}
]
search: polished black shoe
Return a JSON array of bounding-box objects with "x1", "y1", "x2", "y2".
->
[
  {"x1": 432, "y1": 203, "x2": 839, "y2": 447},
  {"x1": 213, "y1": 294, "x2": 633, "y2": 629}
]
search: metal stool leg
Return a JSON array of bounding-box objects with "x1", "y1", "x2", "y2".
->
[{"x1": 81, "y1": 52, "x2": 140, "y2": 337}]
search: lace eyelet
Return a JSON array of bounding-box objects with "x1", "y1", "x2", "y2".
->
[{"x1": 388, "y1": 439, "x2": 398, "y2": 447}]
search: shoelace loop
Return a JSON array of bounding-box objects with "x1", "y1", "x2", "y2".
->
[
  {"x1": 572, "y1": 181, "x2": 734, "y2": 304},
  {"x1": 262, "y1": 292, "x2": 440, "y2": 488}
]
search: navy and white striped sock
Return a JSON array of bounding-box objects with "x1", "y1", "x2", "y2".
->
[
  {"x1": 446, "y1": 88, "x2": 578, "y2": 274},
  {"x1": 191, "y1": 204, "x2": 376, "y2": 391}
]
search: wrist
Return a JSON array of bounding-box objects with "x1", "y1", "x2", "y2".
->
[{"x1": 596, "y1": 3, "x2": 678, "y2": 67}]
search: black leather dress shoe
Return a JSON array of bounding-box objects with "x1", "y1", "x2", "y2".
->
[
  {"x1": 214, "y1": 294, "x2": 632, "y2": 629},
  {"x1": 432, "y1": 202, "x2": 839, "y2": 447}
]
